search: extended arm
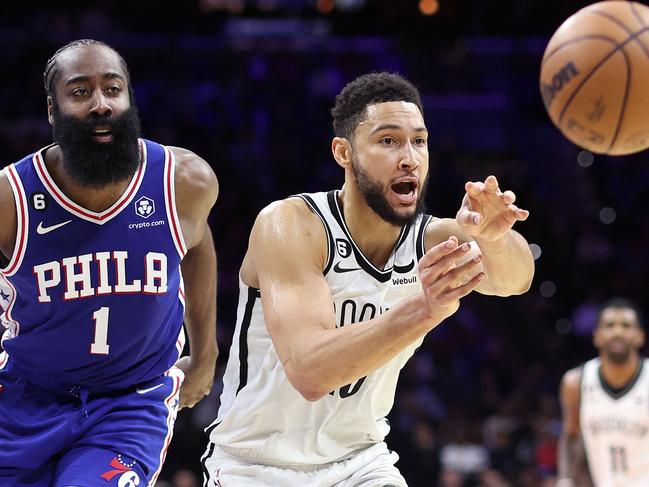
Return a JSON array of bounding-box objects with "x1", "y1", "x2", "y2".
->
[
  {"x1": 253, "y1": 199, "x2": 484, "y2": 401},
  {"x1": 427, "y1": 175, "x2": 534, "y2": 296},
  {"x1": 172, "y1": 147, "x2": 219, "y2": 409}
]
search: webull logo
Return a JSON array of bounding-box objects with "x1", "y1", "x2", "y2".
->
[{"x1": 541, "y1": 61, "x2": 580, "y2": 109}]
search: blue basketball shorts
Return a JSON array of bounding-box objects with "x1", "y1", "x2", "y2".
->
[{"x1": 0, "y1": 362, "x2": 184, "y2": 487}]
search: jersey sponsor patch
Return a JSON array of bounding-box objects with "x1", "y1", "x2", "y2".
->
[{"x1": 134, "y1": 196, "x2": 155, "y2": 219}]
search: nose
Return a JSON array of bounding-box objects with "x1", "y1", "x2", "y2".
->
[
  {"x1": 398, "y1": 141, "x2": 420, "y2": 171},
  {"x1": 89, "y1": 91, "x2": 112, "y2": 118}
]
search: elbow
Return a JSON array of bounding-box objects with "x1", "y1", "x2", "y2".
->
[
  {"x1": 495, "y1": 266, "x2": 535, "y2": 297},
  {"x1": 519, "y1": 275, "x2": 533, "y2": 294},
  {"x1": 284, "y1": 364, "x2": 329, "y2": 402}
]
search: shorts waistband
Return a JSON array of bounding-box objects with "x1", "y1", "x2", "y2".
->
[{"x1": 209, "y1": 443, "x2": 356, "y2": 472}]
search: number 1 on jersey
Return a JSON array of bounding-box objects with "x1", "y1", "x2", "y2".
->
[{"x1": 91, "y1": 306, "x2": 110, "y2": 355}]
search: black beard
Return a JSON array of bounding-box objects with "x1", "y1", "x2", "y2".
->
[
  {"x1": 52, "y1": 106, "x2": 142, "y2": 188},
  {"x1": 352, "y1": 157, "x2": 428, "y2": 227}
]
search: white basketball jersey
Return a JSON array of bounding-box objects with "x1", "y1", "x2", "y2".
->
[
  {"x1": 580, "y1": 357, "x2": 649, "y2": 487},
  {"x1": 207, "y1": 190, "x2": 432, "y2": 465}
]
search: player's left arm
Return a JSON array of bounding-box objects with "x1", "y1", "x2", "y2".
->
[
  {"x1": 425, "y1": 175, "x2": 533, "y2": 296},
  {"x1": 170, "y1": 146, "x2": 219, "y2": 409}
]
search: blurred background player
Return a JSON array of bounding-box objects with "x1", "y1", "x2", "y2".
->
[
  {"x1": 201, "y1": 72, "x2": 534, "y2": 486},
  {"x1": 0, "y1": 39, "x2": 218, "y2": 486},
  {"x1": 557, "y1": 298, "x2": 649, "y2": 487}
]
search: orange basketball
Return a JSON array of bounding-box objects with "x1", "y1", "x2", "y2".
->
[{"x1": 540, "y1": 1, "x2": 649, "y2": 155}]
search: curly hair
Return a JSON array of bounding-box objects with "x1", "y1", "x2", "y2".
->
[
  {"x1": 331, "y1": 72, "x2": 424, "y2": 141},
  {"x1": 43, "y1": 39, "x2": 133, "y2": 103}
]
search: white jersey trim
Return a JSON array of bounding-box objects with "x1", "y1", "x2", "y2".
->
[
  {"x1": 0, "y1": 164, "x2": 29, "y2": 277},
  {"x1": 0, "y1": 273, "x2": 20, "y2": 339},
  {"x1": 149, "y1": 366, "x2": 184, "y2": 486},
  {"x1": 32, "y1": 139, "x2": 147, "y2": 225},
  {"x1": 163, "y1": 147, "x2": 187, "y2": 258}
]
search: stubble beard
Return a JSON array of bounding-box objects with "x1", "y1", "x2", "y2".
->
[{"x1": 351, "y1": 155, "x2": 428, "y2": 227}]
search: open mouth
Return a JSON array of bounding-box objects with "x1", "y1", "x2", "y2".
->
[
  {"x1": 92, "y1": 128, "x2": 113, "y2": 143},
  {"x1": 390, "y1": 178, "x2": 418, "y2": 204}
]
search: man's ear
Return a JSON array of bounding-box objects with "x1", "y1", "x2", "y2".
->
[
  {"x1": 332, "y1": 137, "x2": 353, "y2": 170},
  {"x1": 47, "y1": 96, "x2": 54, "y2": 125}
]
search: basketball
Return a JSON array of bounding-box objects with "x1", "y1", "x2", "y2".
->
[{"x1": 540, "y1": 1, "x2": 649, "y2": 155}]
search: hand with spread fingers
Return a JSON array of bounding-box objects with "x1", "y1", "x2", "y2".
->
[
  {"x1": 456, "y1": 175, "x2": 529, "y2": 242},
  {"x1": 418, "y1": 236, "x2": 485, "y2": 320}
]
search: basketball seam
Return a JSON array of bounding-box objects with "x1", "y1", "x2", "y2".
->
[
  {"x1": 541, "y1": 35, "x2": 618, "y2": 66},
  {"x1": 558, "y1": 27, "x2": 649, "y2": 124},
  {"x1": 591, "y1": 8, "x2": 649, "y2": 60},
  {"x1": 629, "y1": 1, "x2": 646, "y2": 27},
  {"x1": 606, "y1": 46, "x2": 632, "y2": 152},
  {"x1": 628, "y1": 2, "x2": 649, "y2": 58}
]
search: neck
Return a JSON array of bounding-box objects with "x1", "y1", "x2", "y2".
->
[
  {"x1": 44, "y1": 145, "x2": 134, "y2": 212},
  {"x1": 600, "y1": 353, "x2": 641, "y2": 389},
  {"x1": 337, "y1": 185, "x2": 404, "y2": 268}
]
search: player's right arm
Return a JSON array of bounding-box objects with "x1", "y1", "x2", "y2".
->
[
  {"x1": 557, "y1": 367, "x2": 589, "y2": 487},
  {"x1": 0, "y1": 169, "x2": 17, "y2": 266},
  {"x1": 248, "y1": 198, "x2": 484, "y2": 401}
]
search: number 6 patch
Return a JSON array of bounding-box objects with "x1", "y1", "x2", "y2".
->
[{"x1": 30, "y1": 192, "x2": 49, "y2": 211}]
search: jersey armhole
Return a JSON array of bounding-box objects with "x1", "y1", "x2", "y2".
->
[
  {"x1": 416, "y1": 214, "x2": 434, "y2": 261},
  {"x1": 163, "y1": 146, "x2": 188, "y2": 259},
  {"x1": 0, "y1": 165, "x2": 29, "y2": 276},
  {"x1": 294, "y1": 194, "x2": 334, "y2": 275}
]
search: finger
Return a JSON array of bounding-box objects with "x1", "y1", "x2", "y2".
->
[
  {"x1": 514, "y1": 208, "x2": 529, "y2": 221},
  {"x1": 457, "y1": 207, "x2": 482, "y2": 227},
  {"x1": 464, "y1": 181, "x2": 484, "y2": 197},
  {"x1": 439, "y1": 272, "x2": 485, "y2": 303},
  {"x1": 418, "y1": 236, "x2": 458, "y2": 269},
  {"x1": 419, "y1": 241, "x2": 476, "y2": 285},
  {"x1": 501, "y1": 190, "x2": 516, "y2": 205},
  {"x1": 425, "y1": 252, "x2": 483, "y2": 292},
  {"x1": 505, "y1": 203, "x2": 529, "y2": 221},
  {"x1": 484, "y1": 175, "x2": 499, "y2": 193}
]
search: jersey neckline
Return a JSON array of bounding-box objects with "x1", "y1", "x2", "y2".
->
[
  {"x1": 327, "y1": 189, "x2": 412, "y2": 282},
  {"x1": 597, "y1": 357, "x2": 645, "y2": 400},
  {"x1": 32, "y1": 139, "x2": 147, "y2": 225}
]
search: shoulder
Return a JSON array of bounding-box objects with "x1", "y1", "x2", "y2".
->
[
  {"x1": 254, "y1": 196, "x2": 325, "y2": 240},
  {"x1": 0, "y1": 167, "x2": 17, "y2": 258},
  {"x1": 0, "y1": 168, "x2": 16, "y2": 214},
  {"x1": 560, "y1": 366, "x2": 583, "y2": 404},
  {"x1": 251, "y1": 197, "x2": 327, "y2": 264},
  {"x1": 169, "y1": 146, "x2": 219, "y2": 205}
]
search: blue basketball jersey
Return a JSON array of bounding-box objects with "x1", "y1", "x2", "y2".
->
[{"x1": 0, "y1": 139, "x2": 186, "y2": 393}]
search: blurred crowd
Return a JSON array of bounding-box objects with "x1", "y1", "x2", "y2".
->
[{"x1": 2, "y1": 2, "x2": 649, "y2": 486}]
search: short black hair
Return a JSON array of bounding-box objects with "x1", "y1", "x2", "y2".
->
[
  {"x1": 597, "y1": 297, "x2": 645, "y2": 328},
  {"x1": 43, "y1": 39, "x2": 133, "y2": 102},
  {"x1": 331, "y1": 72, "x2": 424, "y2": 141}
]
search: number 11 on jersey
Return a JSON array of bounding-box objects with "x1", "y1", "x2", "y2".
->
[
  {"x1": 91, "y1": 306, "x2": 110, "y2": 355},
  {"x1": 610, "y1": 445, "x2": 628, "y2": 473}
]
